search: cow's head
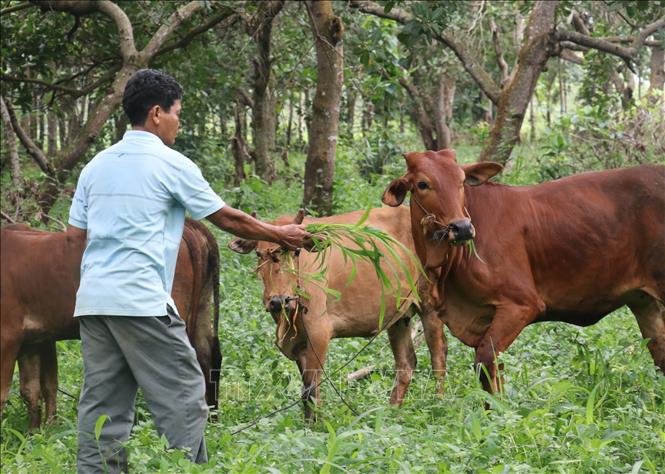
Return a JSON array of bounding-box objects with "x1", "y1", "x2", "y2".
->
[
  {"x1": 382, "y1": 149, "x2": 502, "y2": 268},
  {"x1": 228, "y1": 211, "x2": 308, "y2": 358}
]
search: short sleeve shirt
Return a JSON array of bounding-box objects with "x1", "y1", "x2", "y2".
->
[{"x1": 69, "y1": 130, "x2": 224, "y2": 317}]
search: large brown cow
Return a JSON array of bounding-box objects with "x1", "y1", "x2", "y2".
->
[
  {"x1": 0, "y1": 219, "x2": 221, "y2": 429},
  {"x1": 383, "y1": 149, "x2": 665, "y2": 394},
  {"x1": 229, "y1": 207, "x2": 448, "y2": 420}
]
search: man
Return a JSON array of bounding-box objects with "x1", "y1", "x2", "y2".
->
[{"x1": 68, "y1": 69, "x2": 310, "y2": 472}]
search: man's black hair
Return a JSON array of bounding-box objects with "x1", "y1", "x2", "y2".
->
[{"x1": 122, "y1": 69, "x2": 183, "y2": 126}]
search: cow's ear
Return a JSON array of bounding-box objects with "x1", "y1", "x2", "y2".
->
[
  {"x1": 463, "y1": 161, "x2": 503, "y2": 186},
  {"x1": 382, "y1": 176, "x2": 412, "y2": 207},
  {"x1": 228, "y1": 238, "x2": 258, "y2": 254}
]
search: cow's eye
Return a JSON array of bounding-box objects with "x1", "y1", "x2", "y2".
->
[{"x1": 417, "y1": 181, "x2": 429, "y2": 190}]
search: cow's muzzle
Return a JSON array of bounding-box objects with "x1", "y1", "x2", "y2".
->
[
  {"x1": 267, "y1": 295, "x2": 299, "y2": 314},
  {"x1": 445, "y1": 218, "x2": 475, "y2": 244}
]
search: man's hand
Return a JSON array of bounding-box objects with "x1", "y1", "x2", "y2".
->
[{"x1": 274, "y1": 223, "x2": 311, "y2": 250}]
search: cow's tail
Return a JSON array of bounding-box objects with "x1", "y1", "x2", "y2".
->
[
  {"x1": 183, "y1": 219, "x2": 222, "y2": 409},
  {"x1": 182, "y1": 220, "x2": 203, "y2": 342},
  {"x1": 203, "y1": 222, "x2": 222, "y2": 406}
]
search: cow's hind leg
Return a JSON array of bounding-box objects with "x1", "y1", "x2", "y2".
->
[
  {"x1": 388, "y1": 317, "x2": 417, "y2": 405},
  {"x1": 18, "y1": 348, "x2": 42, "y2": 430},
  {"x1": 0, "y1": 333, "x2": 22, "y2": 417},
  {"x1": 40, "y1": 342, "x2": 58, "y2": 423},
  {"x1": 629, "y1": 292, "x2": 665, "y2": 373}
]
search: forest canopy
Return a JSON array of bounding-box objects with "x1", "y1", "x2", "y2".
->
[{"x1": 1, "y1": 0, "x2": 664, "y2": 223}]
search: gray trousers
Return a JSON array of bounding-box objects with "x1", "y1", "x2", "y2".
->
[{"x1": 77, "y1": 310, "x2": 208, "y2": 473}]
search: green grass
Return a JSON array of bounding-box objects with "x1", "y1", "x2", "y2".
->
[{"x1": 2, "y1": 139, "x2": 664, "y2": 473}]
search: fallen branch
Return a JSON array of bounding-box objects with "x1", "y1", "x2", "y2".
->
[
  {"x1": 1, "y1": 211, "x2": 17, "y2": 224},
  {"x1": 347, "y1": 321, "x2": 424, "y2": 382}
]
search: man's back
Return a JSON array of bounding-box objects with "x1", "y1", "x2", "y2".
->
[{"x1": 70, "y1": 130, "x2": 223, "y2": 317}]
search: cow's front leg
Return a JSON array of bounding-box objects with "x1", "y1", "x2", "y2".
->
[
  {"x1": 475, "y1": 303, "x2": 539, "y2": 395},
  {"x1": 388, "y1": 318, "x2": 417, "y2": 405},
  {"x1": 420, "y1": 309, "x2": 447, "y2": 396},
  {"x1": 297, "y1": 336, "x2": 330, "y2": 421}
]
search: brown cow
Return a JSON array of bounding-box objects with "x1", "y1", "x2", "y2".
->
[
  {"x1": 383, "y1": 149, "x2": 665, "y2": 394},
  {"x1": 0, "y1": 219, "x2": 221, "y2": 429},
  {"x1": 229, "y1": 207, "x2": 447, "y2": 420}
]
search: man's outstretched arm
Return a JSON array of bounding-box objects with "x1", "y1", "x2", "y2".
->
[{"x1": 206, "y1": 206, "x2": 310, "y2": 250}]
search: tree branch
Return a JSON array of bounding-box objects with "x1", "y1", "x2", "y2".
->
[
  {"x1": 350, "y1": 0, "x2": 501, "y2": 104},
  {"x1": 236, "y1": 88, "x2": 254, "y2": 109},
  {"x1": 0, "y1": 1, "x2": 34, "y2": 16},
  {"x1": 555, "y1": 16, "x2": 665, "y2": 63},
  {"x1": 631, "y1": 16, "x2": 665, "y2": 51},
  {"x1": 140, "y1": 1, "x2": 207, "y2": 60},
  {"x1": 95, "y1": 1, "x2": 138, "y2": 62},
  {"x1": 155, "y1": 9, "x2": 238, "y2": 58},
  {"x1": 489, "y1": 18, "x2": 510, "y2": 86},
  {"x1": 559, "y1": 41, "x2": 588, "y2": 52},
  {"x1": 31, "y1": 1, "x2": 138, "y2": 62},
  {"x1": 1, "y1": 96, "x2": 53, "y2": 175},
  {"x1": 0, "y1": 75, "x2": 83, "y2": 94},
  {"x1": 560, "y1": 49, "x2": 584, "y2": 65},
  {"x1": 602, "y1": 37, "x2": 660, "y2": 47}
]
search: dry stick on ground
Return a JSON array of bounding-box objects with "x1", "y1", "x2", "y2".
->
[{"x1": 346, "y1": 320, "x2": 424, "y2": 382}]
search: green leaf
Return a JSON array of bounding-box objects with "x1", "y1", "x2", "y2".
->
[{"x1": 94, "y1": 414, "x2": 110, "y2": 441}]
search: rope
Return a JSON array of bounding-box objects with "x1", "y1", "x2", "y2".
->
[{"x1": 294, "y1": 248, "x2": 359, "y2": 417}]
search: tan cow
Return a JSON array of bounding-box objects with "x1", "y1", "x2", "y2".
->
[
  {"x1": 229, "y1": 207, "x2": 447, "y2": 420},
  {"x1": 0, "y1": 219, "x2": 221, "y2": 429}
]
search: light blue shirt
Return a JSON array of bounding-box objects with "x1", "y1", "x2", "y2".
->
[{"x1": 68, "y1": 130, "x2": 224, "y2": 317}]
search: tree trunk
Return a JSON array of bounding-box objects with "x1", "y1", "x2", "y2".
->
[
  {"x1": 623, "y1": 68, "x2": 635, "y2": 108},
  {"x1": 0, "y1": 97, "x2": 22, "y2": 189},
  {"x1": 57, "y1": 112, "x2": 67, "y2": 149},
  {"x1": 31, "y1": 95, "x2": 39, "y2": 148},
  {"x1": 114, "y1": 113, "x2": 128, "y2": 143},
  {"x1": 346, "y1": 88, "x2": 356, "y2": 136},
  {"x1": 303, "y1": 88, "x2": 311, "y2": 144},
  {"x1": 286, "y1": 91, "x2": 294, "y2": 148},
  {"x1": 479, "y1": 1, "x2": 557, "y2": 164},
  {"x1": 434, "y1": 75, "x2": 455, "y2": 149},
  {"x1": 219, "y1": 111, "x2": 227, "y2": 140},
  {"x1": 400, "y1": 77, "x2": 437, "y2": 150},
  {"x1": 399, "y1": 105, "x2": 405, "y2": 133},
  {"x1": 558, "y1": 59, "x2": 565, "y2": 115},
  {"x1": 649, "y1": 45, "x2": 664, "y2": 99},
  {"x1": 362, "y1": 99, "x2": 373, "y2": 135},
  {"x1": 47, "y1": 112, "x2": 58, "y2": 155},
  {"x1": 251, "y1": 1, "x2": 284, "y2": 183},
  {"x1": 297, "y1": 91, "x2": 304, "y2": 146},
  {"x1": 231, "y1": 97, "x2": 249, "y2": 185},
  {"x1": 302, "y1": 0, "x2": 344, "y2": 215},
  {"x1": 483, "y1": 96, "x2": 492, "y2": 123},
  {"x1": 529, "y1": 96, "x2": 536, "y2": 142}
]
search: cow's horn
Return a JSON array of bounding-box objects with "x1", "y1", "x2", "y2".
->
[{"x1": 293, "y1": 209, "x2": 305, "y2": 224}]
